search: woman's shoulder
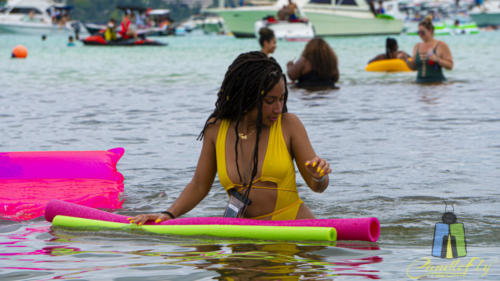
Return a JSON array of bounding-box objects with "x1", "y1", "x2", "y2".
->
[
  {"x1": 282, "y1": 112, "x2": 302, "y2": 127},
  {"x1": 203, "y1": 117, "x2": 223, "y2": 140},
  {"x1": 436, "y1": 40, "x2": 450, "y2": 49}
]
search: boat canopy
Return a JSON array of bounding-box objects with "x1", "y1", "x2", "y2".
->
[
  {"x1": 117, "y1": 4, "x2": 148, "y2": 13},
  {"x1": 147, "y1": 9, "x2": 170, "y2": 16},
  {"x1": 309, "y1": 0, "x2": 358, "y2": 5}
]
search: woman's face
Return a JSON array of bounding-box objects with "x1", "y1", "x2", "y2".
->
[
  {"x1": 418, "y1": 26, "x2": 433, "y2": 41},
  {"x1": 246, "y1": 77, "x2": 285, "y2": 127},
  {"x1": 263, "y1": 37, "x2": 277, "y2": 55}
]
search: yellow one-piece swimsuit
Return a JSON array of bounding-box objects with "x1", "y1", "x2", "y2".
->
[{"x1": 216, "y1": 114, "x2": 303, "y2": 220}]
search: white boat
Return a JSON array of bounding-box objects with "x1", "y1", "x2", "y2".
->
[
  {"x1": 0, "y1": 0, "x2": 87, "y2": 36},
  {"x1": 469, "y1": 0, "x2": 500, "y2": 27},
  {"x1": 254, "y1": 17, "x2": 315, "y2": 40},
  {"x1": 382, "y1": 0, "x2": 480, "y2": 35},
  {"x1": 207, "y1": 0, "x2": 403, "y2": 38}
]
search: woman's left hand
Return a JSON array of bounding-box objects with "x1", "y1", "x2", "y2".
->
[
  {"x1": 128, "y1": 213, "x2": 171, "y2": 225},
  {"x1": 428, "y1": 53, "x2": 440, "y2": 64},
  {"x1": 305, "y1": 156, "x2": 331, "y2": 180}
]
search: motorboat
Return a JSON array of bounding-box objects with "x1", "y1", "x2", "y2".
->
[
  {"x1": 469, "y1": 0, "x2": 500, "y2": 27},
  {"x1": 300, "y1": 0, "x2": 403, "y2": 36},
  {"x1": 0, "y1": 0, "x2": 87, "y2": 36},
  {"x1": 382, "y1": 0, "x2": 480, "y2": 35},
  {"x1": 207, "y1": 0, "x2": 403, "y2": 38},
  {"x1": 254, "y1": 16, "x2": 314, "y2": 41},
  {"x1": 85, "y1": 5, "x2": 181, "y2": 37},
  {"x1": 144, "y1": 8, "x2": 174, "y2": 36}
]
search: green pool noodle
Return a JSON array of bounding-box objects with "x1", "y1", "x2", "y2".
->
[{"x1": 52, "y1": 215, "x2": 337, "y2": 242}]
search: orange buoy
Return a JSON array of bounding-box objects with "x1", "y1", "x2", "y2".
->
[{"x1": 12, "y1": 45, "x2": 28, "y2": 58}]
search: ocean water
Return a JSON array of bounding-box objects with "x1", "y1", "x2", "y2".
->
[{"x1": 1, "y1": 32, "x2": 499, "y2": 280}]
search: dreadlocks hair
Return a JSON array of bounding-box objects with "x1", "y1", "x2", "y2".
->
[{"x1": 197, "y1": 51, "x2": 288, "y2": 210}]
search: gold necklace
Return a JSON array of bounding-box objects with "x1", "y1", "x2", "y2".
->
[{"x1": 238, "y1": 131, "x2": 254, "y2": 140}]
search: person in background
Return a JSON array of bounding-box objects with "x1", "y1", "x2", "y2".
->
[
  {"x1": 258, "y1": 27, "x2": 276, "y2": 57},
  {"x1": 119, "y1": 12, "x2": 139, "y2": 41},
  {"x1": 369, "y1": 37, "x2": 410, "y2": 63},
  {"x1": 41, "y1": 34, "x2": 47, "y2": 41},
  {"x1": 67, "y1": 35, "x2": 75, "y2": 46},
  {"x1": 287, "y1": 0, "x2": 298, "y2": 21},
  {"x1": 135, "y1": 11, "x2": 146, "y2": 29},
  {"x1": 404, "y1": 15, "x2": 453, "y2": 83},
  {"x1": 287, "y1": 38, "x2": 339, "y2": 89},
  {"x1": 129, "y1": 51, "x2": 331, "y2": 225},
  {"x1": 277, "y1": 5, "x2": 289, "y2": 20},
  {"x1": 104, "y1": 18, "x2": 118, "y2": 41},
  {"x1": 24, "y1": 9, "x2": 36, "y2": 22},
  {"x1": 376, "y1": 0, "x2": 385, "y2": 14}
]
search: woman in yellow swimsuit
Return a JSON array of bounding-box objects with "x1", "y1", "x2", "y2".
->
[{"x1": 130, "y1": 52, "x2": 331, "y2": 224}]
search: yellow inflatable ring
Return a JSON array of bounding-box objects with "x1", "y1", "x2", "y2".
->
[{"x1": 365, "y1": 58, "x2": 413, "y2": 72}]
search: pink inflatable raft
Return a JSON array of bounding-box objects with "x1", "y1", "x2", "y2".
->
[
  {"x1": 0, "y1": 148, "x2": 125, "y2": 221},
  {"x1": 45, "y1": 200, "x2": 380, "y2": 242}
]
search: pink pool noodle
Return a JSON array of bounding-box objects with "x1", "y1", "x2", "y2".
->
[{"x1": 45, "y1": 200, "x2": 380, "y2": 242}]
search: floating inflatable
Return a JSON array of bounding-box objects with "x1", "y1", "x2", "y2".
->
[
  {"x1": 53, "y1": 216, "x2": 337, "y2": 241},
  {"x1": 406, "y1": 22, "x2": 479, "y2": 36},
  {"x1": 45, "y1": 200, "x2": 380, "y2": 242},
  {"x1": 365, "y1": 59, "x2": 413, "y2": 72},
  {"x1": 0, "y1": 148, "x2": 125, "y2": 221},
  {"x1": 12, "y1": 45, "x2": 28, "y2": 58},
  {"x1": 82, "y1": 35, "x2": 166, "y2": 46}
]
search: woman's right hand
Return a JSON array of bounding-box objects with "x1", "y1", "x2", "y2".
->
[{"x1": 128, "y1": 213, "x2": 172, "y2": 225}]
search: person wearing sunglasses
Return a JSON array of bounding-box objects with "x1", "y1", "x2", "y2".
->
[{"x1": 405, "y1": 15, "x2": 454, "y2": 83}]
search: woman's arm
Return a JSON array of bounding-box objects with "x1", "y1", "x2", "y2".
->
[
  {"x1": 434, "y1": 41, "x2": 453, "y2": 70},
  {"x1": 405, "y1": 44, "x2": 418, "y2": 70},
  {"x1": 368, "y1": 53, "x2": 386, "y2": 64},
  {"x1": 286, "y1": 56, "x2": 307, "y2": 81},
  {"x1": 129, "y1": 123, "x2": 218, "y2": 225},
  {"x1": 284, "y1": 113, "x2": 331, "y2": 193}
]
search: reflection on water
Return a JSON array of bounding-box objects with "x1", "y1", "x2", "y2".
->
[
  {"x1": 160, "y1": 243, "x2": 382, "y2": 280},
  {"x1": 0, "y1": 226, "x2": 383, "y2": 280}
]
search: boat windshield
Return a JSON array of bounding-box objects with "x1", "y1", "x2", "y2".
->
[{"x1": 8, "y1": 7, "x2": 43, "y2": 14}]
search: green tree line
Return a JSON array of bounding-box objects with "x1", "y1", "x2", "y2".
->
[{"x1": 67, "y1": 0, "x2": 202, "y2": 24}]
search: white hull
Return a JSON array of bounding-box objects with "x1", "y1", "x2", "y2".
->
[
  {"x1": 0, "y1": 21, "x2": 77, "y2": 35},
  {"x1": 210, "y1": 0, "x2": 402, "y2": 37},
  {"x1": 0, "y1": 0, "x2": 87, "y2": 35},
  {"x1": 254, "y1": 20, "x2": 314, "y2": 40},
  {"x1": 470, "y1": 1, "x2": 500, "y2": 27}
]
